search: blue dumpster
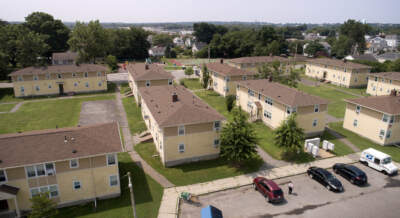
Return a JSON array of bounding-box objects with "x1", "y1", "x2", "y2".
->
[{"x1": 201, "y1": 205, "x2": 223, "y2": 218}]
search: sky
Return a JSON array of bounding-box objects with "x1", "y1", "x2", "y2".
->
[{"x1": 1, "y1": 0, "x2": 400, "y2": 24}]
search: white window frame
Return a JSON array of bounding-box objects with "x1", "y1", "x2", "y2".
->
[
  {"x1": 242, "y1": 75, "x2": 247, "y2": 80},
  {"x1": 20, "y1": 86, "x2": 24, "y2": 93},
  {"x1": 214, "y1": 121, "x2": 221, "y2": 131},
  {"x1": 386, "y1": 130, "x2": 392, "y2": 139},
  {"x1": 85, "y1": 82, "x2": 89, "y2": 88},
  {"x1": 48, "y1": 84, "x2": 52, "y2": 89},
  {"x1": 33, "y1": 75, "x2": 39, "y2": 81},
  {"x1": 314, "y1": 104, "x2": 319, "y2": 113},
  {"x1": 30, "y1": 185, "x2": 59, "y2": 199},
  {"x1": 73, "y1": 180, "x2": 81, "y2": 190},
  {"x1": 356, "y1": 105, "x2": 361, "y2": 114},
  {"x1": 248, "y1": 89, "x2": 254, "y2": 97},
  {"x1": 168, "y1": 79, "x2": 173, "y2": 85},
  {"x1": 178, "y1": 143, "x2": 185, "y2": 153},
  {"x1": 312, "y1": 119, "x2": 318, "y2": 127},
  {"x1": 382, "y1": 114, "x2": 389, "y2": 123},
  {"x1": 97, "y1": 72, "x2": 102, "y2": 77},
  {"x1": 17, "y1": 76, "x2": 23, "y2": 81},
  {"x1": 70, "y1": 159, "x2": 79, "y2": 168},
  {"x1": 72, "y1": 72, "x2": 77, "y2": 77},
  {"x1": 57, "y1": 74, "x2": 62, "y2": 79},
  {"x1": 74, "y1": 82, "x2": 78, "y2": 87},
  {"x1": 379, "y1": 129, "x2": 385, "y2": 138},
  {"x1": 145, "y1": 80, "x2": 151, "y2": 87},
  {"x1": 265, "y1": 97, "x2": 273, "y2": 106},
  {"x1": 264, "y1": 110, "x2": 272, "y2": 119},
  {"x1": 109, "y1": 175, "x2": 119, "y2": 187},
  {"x1": 0, "y1": 169, "x2": 7, "y2": 183},
  {"x1": 98, "y1": 82, "x2": 102, "y2": 87},
  {"x1": 353, "y1": 119, "x2": 358, "y2": 127},
  {"x1": 25, "y1": 163, "x2": 56, "y2": 178},
  {"x1": 84, "y1": 72, "x2": 89, "y2": 78},
  {"x1": 107, "y1": 154, "x2": 117, "y2": 166},
  {"x1": 213, "y1": 139, "x2": 220, "y2": 148},
  {"x1": 178, "y1": 125, "x2": 185, "y2": 136},
  {"x1": 35, "y1": 85, "x2": 40, "y2": 91},
  {"x1": 45, "y1": 73, "x2": 50, "y2": 79}
]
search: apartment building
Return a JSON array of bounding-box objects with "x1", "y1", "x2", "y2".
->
[
  {"x1": 305, "y1": 58, "x2": 372, "y2": 88},
  {"x1": 127, "y1": 63, "x2": 174, "y2": 104},
  {"x1": 367, "y1": 72, "x2": 400, "y2": 96},
  {"x1": 52, "y1": 52, "x2": 78, "y2": 65},
  {"x1": 205, "y1": 61, "x2": 257, "y2": 97},
  {"x1": 227, "y1": 56, "x2": 289, "y2": 72},
  {"x1": 9, "y1": 64, "x2": 108, "y2": 97},
  {"x1": 236, "y1": 79, "x2": 329, "y2": 136},
  {"x1": 138, "y1": 85, "x2": 225, "y2": 167},
  {"x1": 343, "y1": 94, "x2": 400, "y2": 146},
  {"x1": 0, "y1": 122, "x2": 123, "y2": 217}
]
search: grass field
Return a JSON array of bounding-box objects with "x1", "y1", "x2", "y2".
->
[
  {"x1": 122, "y1": 97, "x2": 147, "y2": 135},
  {"x1": 135, "y1": 142, "x2": 263, "y2": 186},
  {"x1": 180, "y1": 78, "x2": 203, "y2": 90},
  {"x1": 56, "y1": 153, "x2": 163, "y2": 218},
  {"x1": 0, "y1": 103, "x2": 16, "y2": 112},
  {"x1": 329, "y1": 122, "x2": 400, "y2": 162},
  {"x1": 321, "y1": 131, "x2": 354, "y2": 156},
  {"x1": 0, "y1": 95, "x2": 115, "y2": 134},
  {"x1": 119, "y1": 83, "x2": 131, "y2": 94}
]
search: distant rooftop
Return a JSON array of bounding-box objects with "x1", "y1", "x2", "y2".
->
[
  {"x1": 346, "y1": 95, "x2": 400, "y2": 115},
  {"x1": 127, "y1": 63, "x2": 173, "y2": 81},
  {"x1": 9, "y1": 64, "x2": 108, "y2": 76},
  {"x1": 307, "y1": 58, "x2": 372, "y2": 70},
  {"x1": 206, "y1": 62, "x2": 256, "y2": 77},
  {"x1": 369, "y1": 72, "x2": 400, "y2": 82},
  {"x1": 229, "y1": 56, "x2": 288, "y2": 64}
]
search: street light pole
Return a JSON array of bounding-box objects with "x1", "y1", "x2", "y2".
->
[{"x1": 127, "y1": 172, "x2": 137, "y2": 218}]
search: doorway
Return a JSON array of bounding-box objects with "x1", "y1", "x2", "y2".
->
[
  {"x1": 58, "y1": 84, "x2": 64, "y2": 95},
  {"x1": 0, "y1": 200, "x2": 9, "y2": 213},
  {"x1": 323, "y1": 72, "x2": 327, "y2": 79}
]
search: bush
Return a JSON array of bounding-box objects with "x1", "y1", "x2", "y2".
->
[
  {"x1": 179, "y1": 80, "x2": 186, "y2": 87},
  {"x1": 225, "y1": 95, "x2": 236, "y2": 112},
  {"x1": 184, "y1": 67, "x2": 194, "y2": 76},
  {"x1": 105, "y1": 55, "x2": 118, "y2": 72}
]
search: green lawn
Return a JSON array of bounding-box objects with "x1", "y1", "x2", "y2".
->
[
  {"x1": 297, "y1": 83, "x2": 356, "y2": 118},
  {"x1": 0, "y1": 95, "x2": 115, "y2": 134},
  {"x1": 0, "y1": 103, "x2": 16, "y2": 112},
  {"x1": 56, "y1": 152, "x2": 163, "y2": 218},
  {"x1": 320, "y1": 131, "x2": 354, "y2": 156},
  {"x1": 329, "y1": 122, "x2": 400, "y2": 162},
  {"x1": 0, "y1": 88, "x2": 23, "y2": 103},
  {"x1": 180, "y1": 78, "x2": 203, "y2": 90},
  {"x1": 122, "y1": 97, "x2": 147, "y2": 135},
  {"x1": 195, "y1": 90, "x2": 233, "y2": 120},
  {"x1": 135, "y1": 142, "x2": 263, "y2": 186},
  {"x1": 119, "y1": 83, "x2": 131, "y2": 94}
]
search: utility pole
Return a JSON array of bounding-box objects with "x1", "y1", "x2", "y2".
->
[{"x1": 127, "y1": 172, "x2": 137, "y2": 218}]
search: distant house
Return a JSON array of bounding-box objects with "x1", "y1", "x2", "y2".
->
[
  {"x1": 367, "y1": 72, "x2": 400, "y2": 96},
  {"x1": 9, "y1": 64, "x2": 108, "y2": 97},
  {"x1": 367, "y1": 37, "x2": 388, "y2": 53},
  {"x1": 185, "y1": 38, "x2": 192, "y2": 48},
  {"x1": 139, "y1": 85, "x2": 225, "y2": 166},
  {"x1": 0, "y1": 122, "x2": 123, "y2": 216},
  {"x1": 236, "y1": 79, "x2": 328, "y2": 136},
  {"x1": 127, "y1": 63, "x2": 174, "y2": 104},
  {"x1": 148, "y1": 46, "x2": 166, "y2": 57},
  {"x1": 192, "y1": 42, "x2": 207, "y2": 54},
  {"x1": 376, "y1": 52, "x2": 400, "y2": 63},
  {"x1": 344, "y1": 54, "x2": 377, "y2": 62},
  {"x1": 173, "y1": 37, "x2": 184, "y2": 47},
  {"x1": 385, "y1": 35, "x2": 399, "y2": 49},
  {"x1": 52, "y1": 51, "x2": 78, "y2": 65},
  {"x1": 228, "y1": 56, "x2": 290, "y2": 73},
  {"x1": 303, "y1": 42, "x2": 331, "y2": 57},
  {"x1": 305, "y1": 58, "x2": 372, "y2": 88}
]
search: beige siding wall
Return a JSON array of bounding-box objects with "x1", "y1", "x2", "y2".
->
[
  {"x1": 211, "y1": 73, "x2": 255, "y2": 97},
  {"x1": 343, "y1": 103, "x2": 400, "y2": 145},
  {"x1": 305, "y1": 63, "x2": 370, "y2": 87},
  {"x1": 366, "y1": 75, "x2": 400, "y2": 96}
]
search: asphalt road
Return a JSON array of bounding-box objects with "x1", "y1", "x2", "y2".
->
[{"x1": 179, "y1": 163, "x2": 400, "y2": 218}]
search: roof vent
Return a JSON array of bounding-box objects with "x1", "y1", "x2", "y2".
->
[
  {"x1": 64, "y1": 136, "x2": 68, "y2": 143},
  {"x1": 172, "y1": 92, "x2": 178, "y2": 102},
  {"x1": 145, "y1": 64, "x2": 149, "y2": 70},
  {"x1": 0, "y1": 160, "x2": 2, "y2": 164},
  {"x1": 220, "y1": 59, "x2": 224, "y2": 64}
]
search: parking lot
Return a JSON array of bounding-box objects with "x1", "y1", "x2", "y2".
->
[{"x1": 179, "y1": 163, "x2": 400, "y2": 218}]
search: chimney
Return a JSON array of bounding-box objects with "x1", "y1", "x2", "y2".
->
[
  {"x1": 343, "y1": 59, "x2": 347, "y2": 63},
  {"x1": 145, "y1": 64, "x2": 149, "y2": 70},
  {"x1": 172, "y1": 92, "x2": 178, "y2": 102},
  {"x1": 390, "y1": 89, "x2": 397, "y2": 96},
  {"x1": 268, "y1": 76, "x2": 273, "y2": 82},
  {"x1": 64, "y1": 136, "x2": 68, "y2": 143},
  {"x1": 220, "y1": 59, "x2": 224, "y2": 64}
]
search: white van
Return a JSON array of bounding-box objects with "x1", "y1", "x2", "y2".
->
[{"x1": 360, "y1": 148, "x2": 398, "y2": 175}]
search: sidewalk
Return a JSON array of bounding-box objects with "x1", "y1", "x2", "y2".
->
[
  {"x1": 326, "y1": 127, "x2": 360, "y2": 152},
  {"x1": 157, "y1": 153, "x2": 361, "y2": 218}
]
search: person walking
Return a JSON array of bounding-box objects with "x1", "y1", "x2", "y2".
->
[{"x1": 288, "y1": 181, "x2": 294, "y2": 195}]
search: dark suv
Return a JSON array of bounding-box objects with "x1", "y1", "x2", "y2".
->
[
  {"x1": 307, "y1": 167, "x2": 344, "y2": 192},
  {"x1": 253, "y1": 177, "x2": 284, "y2": 203},
  {"x1": 333, "y1": 163, "x2": 368, "y2": 185}
]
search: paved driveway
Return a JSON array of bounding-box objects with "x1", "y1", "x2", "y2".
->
[
  {"x1": 79, "y1": 100, "x2": 118, "y2": 125},
  {"x1": 107, "y1": 72, "x2": 129, "y2": 84},
  {"x1": 180, "y1": 163, "x2": 400, "y2": 218}
]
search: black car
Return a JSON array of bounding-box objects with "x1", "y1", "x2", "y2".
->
[
  {"x1": 307, "y1": 167, "x2": 343, "y2": 192},
  {"x1": 333, "y1": 163, "x2": 368, "y2": 185}
]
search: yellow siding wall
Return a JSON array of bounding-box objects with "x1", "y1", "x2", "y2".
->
[
  {"x1": 366, "y1": 75, "x2": 400, "y2": 96},
  {"x1": 211, "y1": 74, "x2": 255, "y2": 97}
]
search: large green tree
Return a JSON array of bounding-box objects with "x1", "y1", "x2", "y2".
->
[
  {"x1": 274, "y1": 113, "x2": 305, "y2": 154},
  {"x1": 304, "y1": 41, "x2": 326, "y2": 57},
  {"x1": 68, "y1": 20, "x2": 110, "y2": 63},
  {"x1": 152, "y1": 33, "x2": 173, "y2": 47},
  {"x1": 193, "y1": 22, "x2": 227, "y2": 44},
  {"x1": 16, "y1": 31, "x2": 49, "y2": 67},
  {"x1": 24, "y1": 12, "x2": 70, "y2": 56},
  {"x1": 109, "y1": 27, "x2": 150, "y2": 60},
  {"x1": 201, "y1": 65, "x2": 210, "y2": 88},
  {"x1": 29, "y1": 193, "x2": 58, "y2": 218}
]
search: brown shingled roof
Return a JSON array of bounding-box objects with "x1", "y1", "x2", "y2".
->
[
  {"x1": 237, "y1": 79, "x2": 329, "y2": 107},
  {"x1": 9, "y1": 64, "x2": 108, "y2": 76},
  {"x1": 307, "y1": 58, "x2": 372, "y2": 70},
  {"x1": 206, "y1": 62, "x2": 256, "y2": 76},
  {"x1": 0, "y1": 122, "x2": 123, "y2": 169},
  {"x1": 369, "y1": 72, "x2": 400, "y2": 81},
  {"x1": 127, "y1": 63, "x2": 173, "y2": 81},
  {"x1": 52, "y1": 51, "x2": 78, "y2": 61},
  {"x1": 229, "y1": 56, "x2": 288, "y2": 64},
  {"x1": 139, "y1": 85, "x2": 225, "y2": 127},
  {"x1": 345, "y1": 95, "x2": 400, "y2": 115}
]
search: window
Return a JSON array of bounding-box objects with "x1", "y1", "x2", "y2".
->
[
  {"x1": 286, "y1": 107, "x2": 291, "y2": 115},
  {"x1": 353, "y1": 119, "x2": 358, "y2": 127},
  {"x1": 248, "y1": 89, "x2": 254, "y2": 96},
  {"x1": 382, "y1": 114, "x2": 389, "y2": 122},
  {"x1": 381, "y1": 78, "x2": 384, "y2": 82},
  {"x1": 213, "y1": 139, "x2": 220, "y2": 148},
  {"x1": 85, "y1": 82, "x2": 89, "y2": 88},
  {"x1": 35, "y1": 85, "x2": 40, "y2": 91},
  {"x1": 225, "y1": 76, "x2": 230, "y2": 82},
  {"x1": 98, "y1": 82, "x2": 102, "y2": 87},
  {"x1": 17, "y1": 76, "x2": 23, "y2": 81},
  {"x1": 356, "y1": 105, "x2": 361, "y2": 114},
  {"x1": 168, "y1": 79, "x2": 173, "y2": 85},
  {"x1": 109, "y1": 175, "x2": 119, "y2": 186},
  {"x1": 30, "y1": 188, "x2": 40, "y2": 198},
  {"x1": 265, "y1": 97, "x2": 273, "y2": 106},
  {"x1": 264, "y1": 110, "x2": 272, "y2": 119},
  {"x1": 45, "y1": 163, "x2": 55, "y2": 176},
  {"x1": 314, "y1": 104, "x2": 319, "y2": 113},
  {"x1": 379, "y1": 129, "x2": 385, "y2": 138},
  {"x1": 33, "y1": 75, "x2": 38, "y2": 81},
  {"x1": 224, "y1": 86, "x2": 229, "y2": 92},
  {"x1": 242, "y1": 76, "x2": 247, "y2": 80},
  {"x1": 258, "y1": 94, "x2": 261, "y2": 100},
  {"x1": 84, "y1": 72, "x2": 88, "y2": 78},
  {"x1": 312, "y1": 119, "x2": 318, "y2": 127},
  {"x1": 0, "y1": 170, "x2": 7, "y2": 183},
  {"x1": 36, "y1": 164, "x2": 45, "y2": 176},
  {"x1": 20, "y1": 86, "x2": 24, "y2": 93},
  {"x1": 31, "y1": 185, "x2": 59, "y2": 198},
  {"x1": 373, "y1": 86, "x2": 376, "y2": 91},
  {"x1": 49, "y1": 185, "x2": 58, "y2": 198},
  {"x1": 214, "y1": 121, "x2": 221, "y2": 131},
  {"x1": 70, "y1": 159, "x2": 79, "y2": 168},
  {"x1": 145, "y1": 80, "x2": 151, "y2": 87},
  {"x1": 386, "y1": 130, "x2": 392, "y2": 139},
  {"x1": 343, "y1": 77, "x2": 346, "y2": 81},
  {"x1": 97, "y1": 72, "x2": 102, "y2": 77},
  {"x1": 57, "y1": 74, "x2": 62, "y2": 79},
  {"x1": 45, "y1": 73, "x2": 50, "y2": 79},
  {"x1": 374, "y1": 158, "x2": 381, "y2": 165},
  {"x1": 72, "y1": 73, "x2": 76, "y2": 77},
  {"x1": 374, "y1": 77, "x2": 378, "y2": 81},
  {"x1": 178, "y1": 125, "x2": 185, "y2": 136},
  {"x1": 73, "y1": 181, "x2": 81, "y2": 190},
  {"x1": 48, "y1": 84, "x2": 52, "y2": 89},
  {"x1": 178, "y1": 143, "x2": 185, "y2": 153},
  {"x1": 344, "y1": 68, "x2": 347, "y2": 72},
  {"x1": 389, "y1": 116, "x2": 394, "y2": 124},
  {"x1": 390, "y1": 80, "x2": 392, "y2": 84},
  {"x1": 74, "y1": 82, "x2": 78, "y2": 87},
  {"x1": 214, "y1": 81, "x2": 218, "y2": 87},
  {"x1": 107, "y1": 154, "x2": 116, "y2": 166}
]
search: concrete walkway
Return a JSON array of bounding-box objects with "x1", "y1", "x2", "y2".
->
[
  {"x1": 326, "y1": 128, "x2": 361, "y2": 152},
  {"x1": 157, "y1": 153, "x2": 362, "y2": 218},
  {"x1": 325, "y1": 114, "x2": 344, "y2": 124},
  {"x1": 9, "y1": 102, "x2": 24, "y2": 113},
  {"x1": 256, "y1": 146, "x2": 289, "y2": 170}
]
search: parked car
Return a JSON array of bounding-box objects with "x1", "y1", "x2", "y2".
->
[
  {"x1": 253, "y1": 177, "x2": 284, "y2": 203},
  {"x1": 360, "y1": 148, "x2": 398, "y2": 175},
  {"x1": 333, "y1": 163, "x2": 368, "y2": 185},
  {"x1": 307, "y1": 167, "x2": 343, "y2": 192}
]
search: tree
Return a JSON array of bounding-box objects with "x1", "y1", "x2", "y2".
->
[
  {"x1": 24, "y1": 12, "x2": 70, "y2": 56},
  {"x1": 193, "y1": 22, "x2": 227, "y2": 44},
  {"x1": 202, "y1": 65, "x2": 210, "y2": 89},
  {"x1": 184, "y1": 66, "x2": 194, "y2": 76},
  {"x1": 108, "y1": 27, "x2": 150, "y2": 60},
  {"x1": 68, "y1": 20, "x2": 110, "y2": 63},
  {"x1": 16, "y1": 31, "x2": 49, "y2": 67},
  {"x1": 152, "y1": 33, "x2": 173, "y2": 47},
  {"x1": 274, "y1": 113, "x2": 305, "y2": 154},
  {"x1": 29, "y1": 193, "x2": 58, "y2": 218},
  {"x1": 304, "y1": 41, "x2": 326, "y2": 57},
  {"x1": 286, "y1": 69, "x2": 300, "y2": 88},
  {"x1": 220, "y1": 107, "x2": 258, "y2": 163},
  {"x1": 225, "y1": 95, "x2": 236, "y2": 112},
  {"x1": 105, "y1": 55, "x2": 118, "y2": 72}
]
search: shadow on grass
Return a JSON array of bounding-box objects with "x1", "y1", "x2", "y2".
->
[{"x1": 281, "y1": 151, "x2": 314, "y2": 164}]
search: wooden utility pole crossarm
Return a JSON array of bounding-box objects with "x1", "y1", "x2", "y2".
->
[{"x1": 127, "y1": 172, "x2": 137, "y2": 218}]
